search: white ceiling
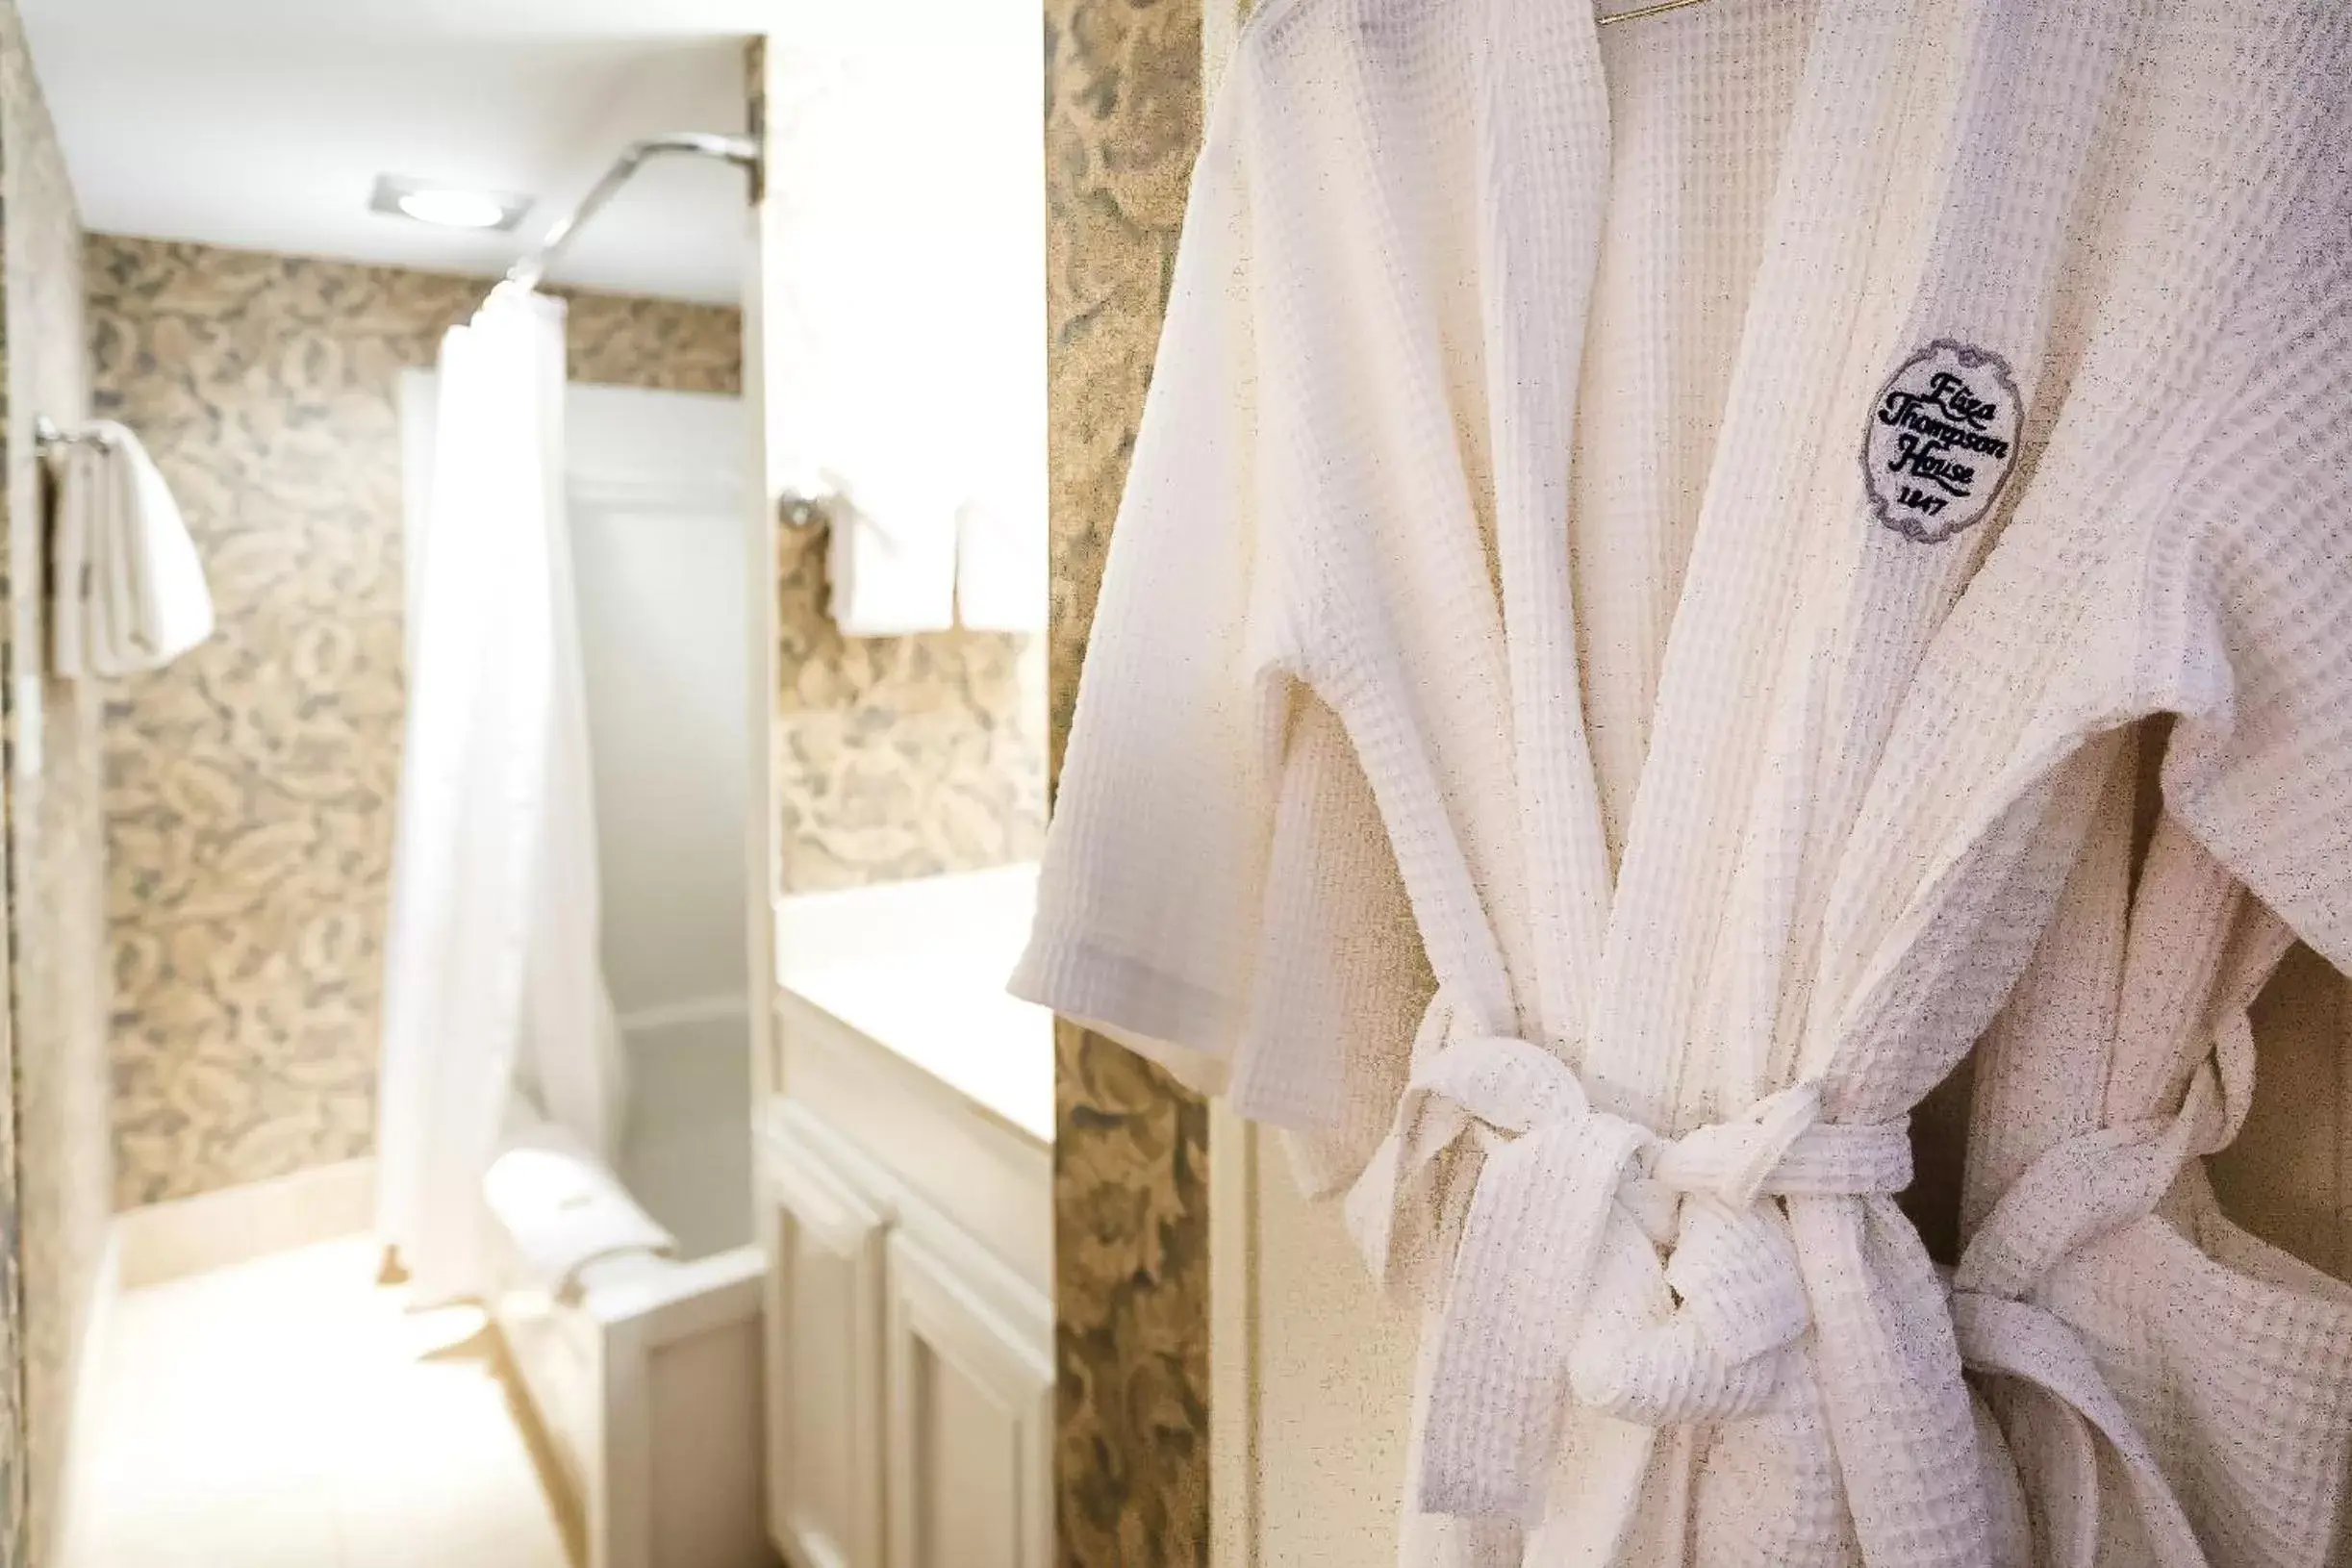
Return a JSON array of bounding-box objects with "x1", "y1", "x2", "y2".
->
[{"x1": 20, "y1": 0, "x2": 1036, "y2": 306}]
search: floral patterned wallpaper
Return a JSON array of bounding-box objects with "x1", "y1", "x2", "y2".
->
[
  {"x1": 0, "y1": 6, "x2": 106, "y2": 1560},
  {"x1": 771, "y1": 532, "x2": 1047, "y2": 895},
  {"x1": 87, "y1": 236, "x2": 742, "y2": 1208},
  {"x1": 1042, "y1": 0, "x2": 1212, "y2": 1561}
]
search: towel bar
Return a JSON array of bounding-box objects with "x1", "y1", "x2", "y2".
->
[{"x1": 32, "y1": 416, "x2": 109, "y2": 452}]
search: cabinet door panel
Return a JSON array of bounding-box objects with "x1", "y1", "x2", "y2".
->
[
  {"x1": 761, "y1": 1125, "x2": 890, "y2": 1568},
  {"x1": 884, "y1": 1227, "x2": 1051, "y2": 1568}
]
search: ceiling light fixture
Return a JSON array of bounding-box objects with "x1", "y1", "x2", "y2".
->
[
  {"x1": 368, "y1": 174, "x2": 532, "y2": 234},
  {"x1": 395, "y1": 188, "x2": 508, "y2": 230}
]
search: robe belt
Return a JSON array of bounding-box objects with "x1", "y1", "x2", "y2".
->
[
  {"x1": 1345, "y1": 1011, "x2": 1912, "y2": 1521},
  {"x1": 1948, "y1": 1012, "x2": 2257, "y2": 1568}
]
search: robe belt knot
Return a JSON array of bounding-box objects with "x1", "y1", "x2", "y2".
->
[{"x1": 1368, "y1": 1028, "x2": 1912, "y2": 1521}]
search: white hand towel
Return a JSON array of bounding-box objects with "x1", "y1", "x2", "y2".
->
[
  {"x1": 824, "y1": 467, "x2": 958, "y2": 638},
  {"x1": 484, "y1": 1117, "x2": 676, "y2": 1298},
  {"x1": 48, "y1": 419, "x2": 214, "y2": 677},
  {"x1": 954, "y1": 488, "x2": 1047, "y2": 633}
]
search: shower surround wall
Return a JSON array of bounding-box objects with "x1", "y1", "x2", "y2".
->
[
  {"x1": 88, "y1": 237, "x2": 742, "y2": 1209},
  {"x1": 0, "y1": 5, "x2": 106, "y2": 1562}
]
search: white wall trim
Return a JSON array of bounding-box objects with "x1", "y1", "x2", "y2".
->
[
  {"x1": 114, "y1": 1155, "x2": 377, "y2": 1289},
  {"x1": 53, "y1": 1228, "x2": 120, "y2": 1568},
  {"x1": 1200, "y1": 25, "x2": 1254, "y2": 1567},
  {"x1": 569, "y1": 471, "x2": 744, "y2": 516},
  {"x1": 1208, "y1": 1102, "x2": 1259, "y2": 1568},
  {"x1": 617, "y1": 992, "x2": 751, "y2": 1037}
]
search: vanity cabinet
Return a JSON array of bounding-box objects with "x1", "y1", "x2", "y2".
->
[{"x1": 756, "y1": 994, "x2": 1052, "y2": 1568}]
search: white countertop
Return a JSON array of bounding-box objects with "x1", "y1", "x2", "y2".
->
[{"x1": 773, "y1": 865, "x2": 1052, "y2": 1144}]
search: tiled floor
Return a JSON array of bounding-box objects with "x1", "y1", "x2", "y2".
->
[{"x1": 63, "y1": 1236, "x2": 572, "y2": 1568}]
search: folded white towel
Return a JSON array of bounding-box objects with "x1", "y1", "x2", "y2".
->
[
  {"x1": 824, "y1": 468, "x2": 958, "y2": 638},
  {"x1": 954, "y1": 488, "x2": 1046, "y2": 634},
  {"x1": 48, "y1": 419, "x2": 214, "y2": 677},
  {"x1": 483, "y1": 1118, "x2": 675, "y2": 1298}
]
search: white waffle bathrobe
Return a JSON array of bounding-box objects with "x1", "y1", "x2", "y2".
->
[
  {"x1": 1013, "y1": 0, "x2": 2352, "y2": 1561},
  {"x1": 1956, "y1": 740, "x2": 2352, "y2": 1568}
]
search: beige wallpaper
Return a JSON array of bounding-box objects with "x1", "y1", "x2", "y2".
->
[
  {"x1": 771, "y1": 534, "x2": 1046, "y2": 894},
  {"x1": 0, "y1": 5, "x2": 106, "y2": 1560},
  {"x1": 89, "y1": 236, "x2": 742, "y2": 1209},
  {"x1": 1043, "y1": 0, "x2": 1212, "y2": 1560}
]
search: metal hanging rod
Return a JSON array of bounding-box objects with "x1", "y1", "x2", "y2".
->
[
  {"x1": 1596, "y1": 0, "x2": 1713, "y2": 23},
  {"x1": 496, "y1": 130, "x2": 762, "y2": 299}
]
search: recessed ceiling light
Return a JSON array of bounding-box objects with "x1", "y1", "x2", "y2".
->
[
  {"x1": 395, "y1": 188, "x2": 509, "y2": 230},
  {"x1": 368, "y1": 174, "x2": 532, "y2": 234}
]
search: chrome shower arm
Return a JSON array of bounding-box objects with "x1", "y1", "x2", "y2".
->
[{"x1": 499, "y1": 131, "x2": 761, "y2": 297}]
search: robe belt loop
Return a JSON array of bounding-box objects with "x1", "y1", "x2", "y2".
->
[{"x1": 1347, "y1": 999, "x2": 1912, "y2": 1522}]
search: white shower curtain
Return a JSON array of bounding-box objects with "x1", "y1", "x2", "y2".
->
[{"x1": 375, "y1": 286, "x2": 625, "y2": 1306}]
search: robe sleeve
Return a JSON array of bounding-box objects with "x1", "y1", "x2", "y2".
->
[
  {"x1": 2160, "y1": 107, "x2": 2352, "y2": 974},
  {"x1": 1233, "y1": 694, "x2": 1430, "y2": 1191},
  {"x1": 1010, "y1": 74, "x2": 1305, "y2": 1085}
]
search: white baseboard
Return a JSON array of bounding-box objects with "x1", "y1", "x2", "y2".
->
[{"x1": 114, "y1": 1156, "x2": 376, "y2": 1289}]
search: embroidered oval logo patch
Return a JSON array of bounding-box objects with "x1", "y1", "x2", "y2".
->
[{"x1": 1863, "y1": 339, "x2": 2022, "y2": 544}]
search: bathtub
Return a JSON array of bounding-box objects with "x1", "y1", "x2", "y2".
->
[{"x1": 484, "y1": 1011, "x2": 770, "y2": 1568}]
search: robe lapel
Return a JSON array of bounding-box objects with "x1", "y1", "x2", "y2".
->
[
  {"x1": 1563, "y1": 2, "x2": 2149, "y2": 1563},
  {"x1": 1533, "y1": 2, "x2": 1963, "y2": 1549},
  {"x1": 1581, "y1": 0, "x2": 1939, "y2": 1128},
  {"x1": 1473, "y1": 0, "x2": 1614, "y2": 1055}
]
